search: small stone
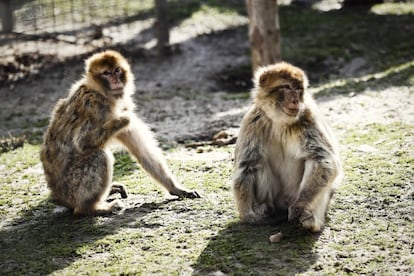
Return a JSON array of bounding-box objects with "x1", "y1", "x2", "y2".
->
[
  {"x1": 213, "y1": 130, "x2": 228, "y2": 141},
  {"x1": 269, "y1": 232, "x2": 283, "y2": 243}
]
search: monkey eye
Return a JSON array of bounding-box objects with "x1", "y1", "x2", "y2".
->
[
  {"x1": 102, "y1": 70, "x2": 111, "y2": 76},
  {"x1": 114, "y1": 67, "x2": 121, "y2": 74},
  {"x1": 270, "y1": 85, "x2": 290, "y2": 94},
  {"x1": 279, "y1": 84, "x2": 291, "y2": 90}
]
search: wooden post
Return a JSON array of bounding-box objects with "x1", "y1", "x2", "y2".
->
[
  {"x1": 0, "y1": 0, "x2": 13, "y2": 33},
  {"x1": 246, "y1": 0, "x2": 281, "y2": 71},
  {"x1": 155, "y1": 0, "x2": 170, "y2": 55}
]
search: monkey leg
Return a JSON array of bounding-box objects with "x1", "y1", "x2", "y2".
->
[
  {"x1": 232, "y1": 169, "x2": 269, "y2": 224},
  {"x1": 233, "y1": 160, "x2": 286, "y2": 225},
  {"x1": 69, "y1": 150, "x2": 124, "y2": 216}
]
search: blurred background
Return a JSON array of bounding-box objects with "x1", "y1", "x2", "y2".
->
[{"x1": 0, "y1": 0, "x2": 413, "y2": 148}]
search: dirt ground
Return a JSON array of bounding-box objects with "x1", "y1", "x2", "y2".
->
[
  {"x1": 1, "y1": 24, "x2": 413, "y2": 148},
  {"x1": 0, "y1": 1, "x2": 413, "y2": 153}
]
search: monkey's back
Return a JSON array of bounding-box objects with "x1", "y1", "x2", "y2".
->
[{"x1": 40, "y1": 84, "x2": 114, "y2": 200}]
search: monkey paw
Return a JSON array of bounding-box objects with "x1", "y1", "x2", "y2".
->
[
  {"x1": 300, "y1": 213, "x2": 323, "y2": 233},
  {"x1": 289, "y1": 205, "x2": 323, "y2": 233},
  {"x1": 288, "y1": 204, "x2": 305, "y2": 222},
  {"x1": 240, "y1": 212, "x2": 262, "y2": 224},
  {"x1": 110, "y1": 200, "x2": 126, "y2": 214},
  {"x1": 184, "y1": 190, "x2": 201, "y2": 198},
  {"x1": 110, "y1": 183, "x2": 128, "y2": 199},
  {"x1": 118, "y1": 117, "x2": 130, "y2": 128},
  {"x1": 171, "y1": 189, "x2": 201, "y2": 199}
]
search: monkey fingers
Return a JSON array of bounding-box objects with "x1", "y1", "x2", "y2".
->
[
  {"x1": 288, "y1": 204, "x2": 305, "y2": 222},
  {"x1": 288, "y1": 205, "x2": 321, "y2": 232},
  {"x1": 171, "y1": 190, "x2": 201, "y2": 199},
  {"x1": 184, "y1": 190, "x2": 201, "y2": 198}
]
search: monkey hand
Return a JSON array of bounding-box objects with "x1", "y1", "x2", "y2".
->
[
  {"x1": 103, "y1": 117, "x2": 130, "y2": 134},
  {"x1": 170, "y1": 189, "x2": 201, "y2": 199},
  {"x1": 289, "y1": 202, "x2": 323, "y2": 233},
  {"x1": 117, "y1": 116, "x2": 130, "y2": 129},
  {"x1": 288, "y1": 201, "x2": 307, "y2": 222}
]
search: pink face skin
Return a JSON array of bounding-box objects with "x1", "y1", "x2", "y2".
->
[
  {"x1": 271, "y1": 84, "x2": 304, "y2": 117},
  {"x1": 101, "y1": 67, "x2": 124, "y2": 96},
  {"x1": 282, "y1": 88, "x2": 301, "y2": 116}
]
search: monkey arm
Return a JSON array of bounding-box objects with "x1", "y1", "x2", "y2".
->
[
  {"x1": 233, "y1": 112, "x2": 269, "y2": 221},
  {"x1": 72, "y1": 90, "x2": 129, "y2": 151},
  {"x1": 288, "y1": 149, "x2": 339, "y2": 222},
  {"x1": 116, "y1": 115, "x2": 200, "y2": 198},
  {"x1": 74, "y1": 117, "x2": 129, "y2": 151}
]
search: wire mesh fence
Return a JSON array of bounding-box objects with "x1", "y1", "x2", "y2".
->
[
  {"x1": 9, "y1": 0, "x2": 153, "y2": 34},
  {"x1": 0, "y1": 0, "x2": 157, "y2": 84}
]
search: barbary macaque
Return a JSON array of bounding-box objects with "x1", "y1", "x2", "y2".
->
[
  {"x1": 232, "y1": 62, "x2": 342, "y2": 232},
  {"x1": 40, "y1": 50, "x2": 200, "y2": 215}
]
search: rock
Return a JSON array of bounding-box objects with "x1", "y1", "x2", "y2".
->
[{"x1": 269, "y1": 232, "x2": 283, "y2": 243}]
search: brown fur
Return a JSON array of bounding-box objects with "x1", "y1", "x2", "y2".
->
[
  {"x1": 232, "y1": 62, "x2": 342, "y2": 232},
  {"x1": 41, "y1": 50, "x2": 199, "y2": 216}
]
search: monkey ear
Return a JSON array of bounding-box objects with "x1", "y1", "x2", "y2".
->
[
  {"x1": 258, "y1": 70, "x2": 276, "y2": 88},
  {"x1": 259, "y1": 73, "x2": 268, "y2": 88}
]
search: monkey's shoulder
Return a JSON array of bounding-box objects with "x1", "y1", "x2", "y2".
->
[
  {"x1": 73, "y1": 85, "x2": 107, "y2": 102},
  {"x1": 65, "y1": 85, "x2": 112, "y2": 113},
  {"x1": 242, "y1": 107, "x2": 271, "y2": 127}
]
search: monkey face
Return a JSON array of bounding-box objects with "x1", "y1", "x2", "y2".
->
[
  {"x1": 99, "y1": 66, "x2": 126, "y2": 96},
  {"x1": 254, "y1": 62, "x2": 308, "y2": 118},
  {"x1": 269, "y1": 83, "x2": 304, "y2": 117},
  {"x1": 86, "y1": 51, "x2": 130, "y2": 96}
]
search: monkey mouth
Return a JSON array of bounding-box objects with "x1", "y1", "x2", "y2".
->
[
  {"x1": 111, "y1": 88, "x2": 124, "y2": 96},
  {"x1": 283, "y1": 107, "x2": 299, "y2": 116}
]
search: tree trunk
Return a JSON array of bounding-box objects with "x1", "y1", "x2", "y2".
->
[
  {"x1": 0, "y1": 0, "x2": 13, "y2": 33},
  {"x1": 155, "y1": 0, "x2": 170, "y2": 55},
  {"x1": 246, "y1": 0, "x2": 281, "y2": 71}
]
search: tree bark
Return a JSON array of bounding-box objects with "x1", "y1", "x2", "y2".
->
[
  {"x1": 246, "y1": 0, "x2": 281, "y2": 71},
  {"x1": 155, "y1": 0, "x2": 170, "y2": 55},
  {"x1": 0, "y1": 0, "x2": 13, "y2": 33}
]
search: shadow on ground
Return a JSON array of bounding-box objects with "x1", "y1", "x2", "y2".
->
[
  {"x1": 192, "y1": 221, "x2": 319, "y2": 275},
  {"x1": 0, "y1": 198, "x2": 181, "y2": 274}
]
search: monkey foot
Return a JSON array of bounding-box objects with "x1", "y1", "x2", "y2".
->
[
  {"x1": 300, "y1": 215, "x2": 323, "y2": 233},
  {"x1": 110, "y1": 183, "x2": 128, "y2": 199},
  {"x1": 110, "y1": 200, "x2": 126, "y2": 214}
]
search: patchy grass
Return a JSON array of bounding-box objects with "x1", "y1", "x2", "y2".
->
[
  {"x1": 215, "y1": 4, "x2": 414, "y2": 96},
  {"x1": 1, "y1": 2, "x2": 413, "y2": 275},
  {"x1": 280, "y1": 5, "x2": 414, "y2": 85},
  {"x1": 0, "y1": 122, "x2": 413, "y2": 275}
]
